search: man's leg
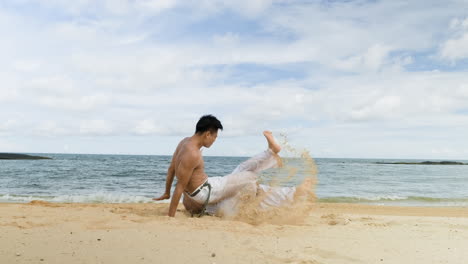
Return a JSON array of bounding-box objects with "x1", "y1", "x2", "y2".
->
[
  {"x1": 206, "y1": 131, "x2": 282, "y2": 216},
  {"x1": 202, "y1": 131, "x2": 292, "y2": 215},
  {"x1": 231, "y1": 131, "x2": 282, "y2": 174},
  {"x1": 208, "y1": 172, "x2": 257, "y2": 204},
  {"x1": 258, "y1": 178, "x2": 313, "y2": 209},
  {"x1": 264, "y1": 131, "x2": 281, "y2": 154},
  {"x1": 222, "y1": 131, "x2": 283, "y2": 207}
]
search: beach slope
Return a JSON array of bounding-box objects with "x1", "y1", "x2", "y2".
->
[{"x1": 1, "y1": 202, "x2": 467, "y2": 264}]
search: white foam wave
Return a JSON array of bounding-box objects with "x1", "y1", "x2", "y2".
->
[
  {"x1": 318, "y1": 195, "x2": 468, "y2": 207},
  {"x1": 0, "y1": 193, "x2": 168, "y2": 204}
]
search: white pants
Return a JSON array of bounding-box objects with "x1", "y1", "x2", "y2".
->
[{"x1": 190, "y1": 149, "x2": 296, "y2": 215}]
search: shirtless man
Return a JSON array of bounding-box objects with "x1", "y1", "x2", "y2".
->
[{"x1": 153, "y1": 115, "x2": 290, "y2": 217}]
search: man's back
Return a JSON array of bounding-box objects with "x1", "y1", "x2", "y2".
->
[{"x1": 172, "y1": 137, "x2": 208, "y2": 194}]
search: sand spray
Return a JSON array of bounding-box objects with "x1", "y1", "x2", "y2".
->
[{"x1": 221, "y1": 134, "x2": 318, "y2": 225}]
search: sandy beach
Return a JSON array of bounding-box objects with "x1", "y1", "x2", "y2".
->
[{"x1": 1, "y1": 202, "x2": 467, "y2": 264}]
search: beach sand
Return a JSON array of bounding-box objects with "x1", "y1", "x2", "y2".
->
[{"x1": 1, "y1": 202, "x2": 467, "y2": 264}]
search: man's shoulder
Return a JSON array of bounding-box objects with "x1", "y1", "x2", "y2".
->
[
  {"x1": 183, "y1": 146, "x2": 202, "y2": 159},
  {"x1": 178, "y1": 141, "x2": 201, "y2": 161},
  {"x1": 176, "y1": 137, "x2": 189, "y2": 147},
  {"x1": 174, "y1": 137, "x2": 192, "y2": 153}
]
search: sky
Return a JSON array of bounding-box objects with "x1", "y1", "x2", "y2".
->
[{"x1": 1, "y1": 0, "x2": 468, "y2": 159}]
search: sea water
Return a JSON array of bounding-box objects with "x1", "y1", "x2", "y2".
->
[{"x1": 1, "y1": 153, "x2": 467, "y2": 207}]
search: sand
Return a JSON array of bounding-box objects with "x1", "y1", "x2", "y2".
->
[{"x1": 1, "y1": 202, "x2": 467, "y2": 264}]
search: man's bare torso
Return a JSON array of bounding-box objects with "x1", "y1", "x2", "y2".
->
[{"x1": 173, "y1": 137, "x2": 208, "y2": 194}]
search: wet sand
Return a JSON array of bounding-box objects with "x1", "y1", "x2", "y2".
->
[{"x1": 1, "y1": 202, "x2": 467, "y2": 264}]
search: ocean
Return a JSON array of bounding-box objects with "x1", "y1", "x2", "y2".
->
[{"x1": 1, "y1": 153, "x2": 468, "y2": 207}]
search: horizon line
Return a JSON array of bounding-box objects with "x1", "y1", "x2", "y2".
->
[{"x1": 1, "y1": 152, "x2": 467, "y2": 161}]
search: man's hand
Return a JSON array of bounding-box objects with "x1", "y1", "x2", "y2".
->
[{"x1": 153, "y1": 193, "x2": 170, "y2": 201}]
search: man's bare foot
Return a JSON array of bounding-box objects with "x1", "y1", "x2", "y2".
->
[{"x1": 263, "y1": 131, "x2": 281, "y2": 154}]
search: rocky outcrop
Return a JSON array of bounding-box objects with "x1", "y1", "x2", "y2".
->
[
  {"x1": 0, "y1": 153, "x2": 51, "y2": 160},
  {"x1": 376, "y1": 161, "x2": 466, "y2": 165}
]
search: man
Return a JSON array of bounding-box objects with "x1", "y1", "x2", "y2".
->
[{"x1": 154, "y1": 114, "x2": 305, "y2": 217}]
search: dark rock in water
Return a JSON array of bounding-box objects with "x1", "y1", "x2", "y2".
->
[
  {"x1": 421, "y1": 161, "x2": 464, "y2": 165},
  {"x1": 0, "y1": 153, "x2": 51, "y2": 160},
  {"x1": 376, "y1": 161, "x2": 466, "y2": 165}
]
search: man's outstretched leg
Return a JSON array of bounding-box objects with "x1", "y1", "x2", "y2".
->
[
  {"x1": 263, "y1": 130, "x2": 281, "y2": 154},
  {"x1": 231, "y1": 131, "x2": 282, "y2": 174},
  {"x1": 201, "y1": 131, "x2": 283, "y2": 216},
  {"x1": 256, "y1": 132, "x2": 313, "y2": 209},
  {"x1": 209, "y1": 131, "x2": 312, "y2": 215}
]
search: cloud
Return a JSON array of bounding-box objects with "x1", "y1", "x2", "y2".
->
[
  {"x1": 440, "y1": 33, "x2": 468, "y2": 61},
  {"x1": 34, "y1": 121, "x2": 71, "y2": 137},
  {"x1": 1, "y1": 0, "x2": 468, "y2": 157},
  {"x1": 133, "y1": 118, "x2": 193, "y2": 136},
  {"x1": 440, "y1": 17, "x2": 468, "y2": 61},
  {"x1": 333, "y1": 44, "x2": 393, "y2": 72},
  {"x1": 348, "y1": 96, "x2": 402, "y2": 122},
  {"x1": 79, "y1": 120, "x2": 114, "y2": 136},
  {"x1": 38, "y1": 94, "x2": 110, "y2": 112},
  {"x1": 21, "y1": 0, "x2": 179, "y2": 17},
  {"x1": 0, "y1": 119, "x2": 18, "y2": 134},
  {"x1": 13, "y1": 60, "x2": 42, "y2": 72},
  {"x1": 133, "y1": 119, "x2": 163, "y2": 135}
]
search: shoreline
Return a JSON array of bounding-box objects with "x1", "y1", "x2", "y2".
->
[
  {"x1": 1, "y1": 201, "x2": 467, "y2": 216},
  {"x1": 1, "y1": 198, "x2": 468, "y2": 208}
]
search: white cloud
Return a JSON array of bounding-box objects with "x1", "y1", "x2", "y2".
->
[
  {"x1": 34, "y1": 121, "x2": 70, "y2": 137},
  {"x1": 213, "y1": 32, "x2": 240, "y2": 46},
  {"x1": 36, "y1": 94, "x2": 110, "y2": 112},
  {"x1": 219, "y1": 0, "x2": 275, "y2": 17},
  {"x1": 440, "y1": 17, "x2": 468, "y2": 61},
  {"x1": 440, "y1": 33, "x2": 468, "y2": 61},
  {"x1": 0, "y1": 86, "x2": 19, "y2": 103},
  {"x1": 0, "y1": 139, "x2": 23, "y2": 151},
  {"x1": 189, "y1": 0, "x2": 276, "y2": 17},
  {"x1": 2, "y1": 1, "x2": 468, "y2": 157},
  {"x1": 333, "y1": 44, "x2": 392, "y2": 72},
  {"x1": 79, "y1": 120, "x2": 114, "y2": 136},
  {"x1": 134, "y1": 119, "x2": 167, "y2": 135},
  {"x1": 348, "y1": 96, "x2": 401, "y2": 122},
  {"x1": 29, "y1": 0, "x2": 179, "y2": 17},
  {"x1": 0, "y1": 119, "x2": 18, "y2": 133},
  {"x1": 136, "y1": 0, "x2": 179, "y2": 13},
  {"x1": 23, "y1": 75, "x2": 76, "y2": 96},
  {"x1": 13, "y1": 60, "x2": 42, "y2": 72},
  {"x1": 449, "y1": 17, "x2": 468, "y2": 30},
  {"x1": 456, "y1": 84, "x2": 468, "y2": 98}
]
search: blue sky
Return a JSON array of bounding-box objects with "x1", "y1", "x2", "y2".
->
[{"x1": 1, "y1": 0, "x2": 468, "y2": 159}]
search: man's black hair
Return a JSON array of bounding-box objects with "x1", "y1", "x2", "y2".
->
[{"x1": 195, "y1": 115, "x2": 223, "y2": 134}]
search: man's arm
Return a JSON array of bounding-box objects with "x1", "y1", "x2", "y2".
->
[
  {"x1": 153, "y1": 145, "x2": 181, "y2": 201},
  {"x1": 153, "y1": 163, "x2": 176, "y2": 201},
  {"x1": 168, "y1": 153, "x2": 198, "y2": 217},
  {"x1": 164, "y1": 164, "x2": 176, "y2": 196}
]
